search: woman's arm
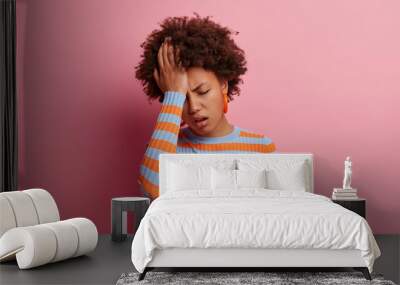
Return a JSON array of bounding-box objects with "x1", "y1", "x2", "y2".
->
[
  {"x1": 138, "y1": 91, "x2": 185, "y2": 199},
  {"x1": 137, "y1": 37, "x2": 188, "y2": 199}
]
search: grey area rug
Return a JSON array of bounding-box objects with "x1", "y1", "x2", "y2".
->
[{"x1": 116, "y1": 271, "x2": 396, "y2": 285}]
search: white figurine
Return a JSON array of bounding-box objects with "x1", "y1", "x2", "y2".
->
[{"x1": 342, "y1": 156, "x2": 352, "y2": 189}]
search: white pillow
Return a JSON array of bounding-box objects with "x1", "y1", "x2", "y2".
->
[
  {"x1": 211, "y1": 168, "x2": 237, "y2": 190},
  {"x1": 266, "y1": 166, "x2": 306, "y2": 191},
  {"x1": 238, "y1": 159, "x2": 308, "y2": 191},
  {"x1": 236, "y1": 169, "x2": 268, "y2": 189},
  {"x1": 166, "y1": 162, "x2": 212, "y2": 191}
]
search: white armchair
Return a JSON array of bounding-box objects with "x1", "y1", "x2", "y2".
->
[{"x1": 0, "y1": 188, "x2": 98, "y2": 269}]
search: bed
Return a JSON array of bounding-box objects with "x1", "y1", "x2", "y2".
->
[{"x1": 131, "y1": 153, "x2": 381, "y2": 281}]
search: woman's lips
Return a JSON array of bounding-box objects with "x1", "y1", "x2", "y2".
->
[{"x1": 194, "y1": 117, "x2": 208, "y2": 128}]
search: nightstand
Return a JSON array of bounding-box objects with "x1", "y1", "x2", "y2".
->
[
  {"x1": 111, "y1": 197, "x2": 150, "y2": 242},
  {"x1": 332, "y1": 198, "x2": 366, "y2": 218}
]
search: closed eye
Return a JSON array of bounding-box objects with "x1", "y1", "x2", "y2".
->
[{"x1": 199, "y1": 90, "x2": 210, "y2": 95}]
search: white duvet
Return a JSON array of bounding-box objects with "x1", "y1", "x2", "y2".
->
[{"x1": 131, "y1": 189, "x2": 380, "y2": 273}]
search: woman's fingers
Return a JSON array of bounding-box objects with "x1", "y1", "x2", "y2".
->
[
  {"x1": 157, "y1": 42, "x2": 164, "y2": 71},
  {"x1": 162, "y1": 38, "x2": 171, "y2": 70},
  {"x1": 159, "y1": 37, "x2": 183, "y2": 73},
  {"x1": 167, "y1": 41, "x2": 175, "y2": 68},
  {"x1": 175, "y1": 46, "x2": 183, "y2": 70},
  {"x1": 153, "y1": 67, "x2": 164, "y2": 93},
  {"x1": 155, "y1": 37, "x2": 188, "y2": 94}
]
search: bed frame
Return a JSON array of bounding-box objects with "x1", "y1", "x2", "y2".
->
[{"x1": 139, "y1": 153, "x2": 371, "y2": 280}]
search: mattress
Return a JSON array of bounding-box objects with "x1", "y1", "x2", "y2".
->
[{"x1": 131, "y1": 189, "x2": 381, "y2": 273}]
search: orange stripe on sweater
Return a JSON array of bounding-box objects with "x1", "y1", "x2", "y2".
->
[
  {"x1": 138, "y1": 175, "x2": 159, "y2": 199},
  {"x1": 239, "y1": 131, "x2": 264, "y2": 138},
  {"x1": 142, "y1": 155, "x2": 159, "y2": 173},
  {"x1": 263, "y1": 143, "x2": 276, "y2": 153},
  {"x1": 148, "y1": 139, "x2": 176, "y2": 153},
  {"x1": 160, "y1": 104, "x2": 183, "y2": 117},
  {"x1": 155, "y1": 121, "x2": 180, "y2": 134},
  {"x1": 177, "y1": 142, "x2": 276, "y2": 152}
]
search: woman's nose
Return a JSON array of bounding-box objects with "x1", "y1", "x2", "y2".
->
[{"x1": 187, "y1": 97, "x2": 201, "y2": 114}]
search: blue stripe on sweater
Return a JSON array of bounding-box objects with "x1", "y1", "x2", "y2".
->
[
  {"x1": 151, "y1": 130, "x2": 177, "y2": 145},
  {"x1": 234, "y1": 136, "x2": 266, "y2": 145},
  {"x1": 140, "y1": 165, "x2": 159, "y2": 185},
  {"x1": 163, "y1": 91, "x2": 186, "y2": 106},
  {"x1": 157, "y1": 113, "x2": 181, "y2": 125},
  {"x1": 144, "y1": 147, "x2": 164, "y2": 160},
  {"x1": 176, "y1": 147, "x2": 265, "y2": 154}
]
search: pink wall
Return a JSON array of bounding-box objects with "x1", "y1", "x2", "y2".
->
[{"x1": 16, "y1": 0, "x2": 400, "y2": 234}]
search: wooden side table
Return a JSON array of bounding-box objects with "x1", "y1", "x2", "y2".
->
[
  {"x1": 111, "y1": 197, "x2": 150, "y2": 242},
  {"x1": 332, "y1": 198, "x2": 366, "y2": 218}
]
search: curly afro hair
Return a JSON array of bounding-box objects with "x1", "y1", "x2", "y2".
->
[{"x1": 135, "y1": 13, "x2": 247, "y2": 103}]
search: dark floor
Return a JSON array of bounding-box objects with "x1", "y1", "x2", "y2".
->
[{"x1": 0, "y1": 234, "x2": 399, "y2": 285}]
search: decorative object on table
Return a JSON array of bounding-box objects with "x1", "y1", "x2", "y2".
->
[
  {"x1": 116, "y1": 271, "x2": 394, "y2": 285},
  {"x1": 332, "y1": 156, "x2": 358, "y2": 200},
  {"x1": 111, "y1": 197, "x2": 150, "y2": 242},
  {"x1": 0, "y1": 189, "x2": 98, "y2": 269},
  {"x1": 332, "y1": 198, "x2": 366, "y2": 218},
  {"x1": 343, "y1": 156, "x2": 353, "y2": 189}
]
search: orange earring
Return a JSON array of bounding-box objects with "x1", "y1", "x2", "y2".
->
[{"x1": 223, "y1": 93, "x2": 228, "y2": 113}]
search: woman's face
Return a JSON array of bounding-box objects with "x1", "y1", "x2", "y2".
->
[{"x1": 181, "y1": 67, "x2": 228, "y2": 136}]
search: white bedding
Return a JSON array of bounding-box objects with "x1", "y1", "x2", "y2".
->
[{"x1": 131, "y1": 189, "x2": 380, "y2": 273}]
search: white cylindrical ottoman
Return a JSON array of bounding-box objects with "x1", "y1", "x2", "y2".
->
[{"x1": 0, "y1": 218, "x2": 98, "y2": 269}]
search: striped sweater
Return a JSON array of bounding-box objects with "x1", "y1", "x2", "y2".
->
[{"x1": 138, "y1": 91, "x2": 276, "y2": 199}]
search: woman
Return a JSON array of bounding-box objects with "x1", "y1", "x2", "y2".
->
[{"x1": 135, "y1": 14, "x2": 276, "y2": 199}]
